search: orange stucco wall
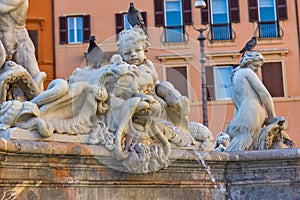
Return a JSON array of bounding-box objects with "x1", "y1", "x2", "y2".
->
[
  {"x1": 53, "y1": 0, "x2": 300, "y2": 147},
  {"x1": 27, "y1": 0, "x2": 54, "y2": 87}
]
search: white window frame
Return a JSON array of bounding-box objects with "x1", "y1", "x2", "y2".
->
[
  {"x1": 164, "y1": 0, "x2": 184, "y2": 43},
  {"x1": 258, "y1": 0, "x2": 277, "y2": 22},
  {"x1": 213, "y1": 66, "x2": 233, "y2": 100},
  {"x1": 164, "y1": 0, "x2": 183, "y2": 26},
  {"x1": 123, "y1": 14, "x2": 133, "y2": 30},
  {"x1": 209, "y1": 0, "x2": 231, "y2": 40},
  {"x1": 257, "y1": 0, "x2": 279, "y2": 38},
  {"x1": 68, "y1": 17, "x2": 83, "y2": 44},
  {"x1": 210, "y1": 0, "x2": 229, "y2": 24}
]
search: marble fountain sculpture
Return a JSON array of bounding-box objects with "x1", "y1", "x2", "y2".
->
[
  {"x1": 0, "y1": 2, "x2": 299, "y2": 199},
  {"x1": 0, "y1": 27, "x2": 217, "y2": 173},
  {"x1": 0, "y1": 28, "x2": 293, "y2": 165}
]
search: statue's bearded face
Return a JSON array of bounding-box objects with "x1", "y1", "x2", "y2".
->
[{"x1": 105, "y1": 68, "x2": 159, "y2": 134}]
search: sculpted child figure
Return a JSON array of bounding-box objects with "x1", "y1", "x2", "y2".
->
[
  {"x1": 117, "y1": 28, "x2": 190, "y2": 131},
  {"x1": 0, "y1": 0, "x2": 46, "y2": 90},
  {"x1": 117, "y1": 28, "x2": 158, "y2": 84},
  {"x1": 225, "y1": 51, "x2": 277, "y2": 151}
]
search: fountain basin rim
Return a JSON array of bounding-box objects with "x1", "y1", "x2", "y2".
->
[{"x1": 0, "y1": 138, "x2": 298, "y2": 163}]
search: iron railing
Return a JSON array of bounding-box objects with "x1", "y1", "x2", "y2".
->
[
  {"x1": 162, "y1": 25, "x2": 188, "y2": 43},
  {"x1": 207, "y1": 23, "x2": 236, "y2": 41},
  {"x1": 256, "y1": 21, "x2": 284, "y2": 38}
]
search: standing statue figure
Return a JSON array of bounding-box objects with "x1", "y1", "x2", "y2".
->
[
  {"x1": 0, "y1": 0, "x2": 46, "y2": 90},
  {"x1": 225, "y1": 51, "x2": 277, "y2": 151}
]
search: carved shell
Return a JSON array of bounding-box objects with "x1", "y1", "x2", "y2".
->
[
  {"x1": 0, "y1": 100, "x2": 22, "y2": 130},
  {"x1": 189, "y1": 122, "x2": 213, "y2": 142}
]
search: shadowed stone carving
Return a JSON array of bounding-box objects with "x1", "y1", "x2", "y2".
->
[
  {"x1": 0, "y1": 0, "x2": 46, "y2": 101},
  {"x1": 0, "y1": 0, "x2": 294, "y2": 172},
  {"x1": 0, "y1": 61, "x2": 42, "y2": 102},
  {"x1": 0, "y1": 28, "x2": 213, "y2": 173}
]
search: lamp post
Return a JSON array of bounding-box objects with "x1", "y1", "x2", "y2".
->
[{"x1": 194, "y1": 0, "x2": 208, "y2": 127}]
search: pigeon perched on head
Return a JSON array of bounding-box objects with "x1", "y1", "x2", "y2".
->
[
  {"x1": 86, "y1": 36, "x2": 103, "y2": 69},
  {"x1": 239, "y1": 36, "x2": 257, "y2": 56},
  {"x1": 127, "y1": 2, "x2": 146, "y2": 33}
]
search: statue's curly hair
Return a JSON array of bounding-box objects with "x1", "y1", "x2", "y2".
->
[
  {"x1": 117, "y1": 28, "x2": 150, "y2": 54},
  {"x1": 240, "y1": 51, "x2": 264, "y2": 68}
]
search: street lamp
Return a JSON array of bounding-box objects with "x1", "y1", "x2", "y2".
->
[
  {"x1": 194, "y1": 0, "x2": 206, "y2": 9},
  {"x1": 194, "y1": 1, "x2": 208, "y2": 127}
]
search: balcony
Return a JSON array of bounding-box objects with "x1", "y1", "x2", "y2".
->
[
  {"x1": 256, "y1": 21, "x2": 284, "y2": 38},
  {"x1": 162, "y1": 25, "x2": 187, "y2": 43},
  {"x1": 207, "y1": 23, "x2": 235, "y2": 41}
]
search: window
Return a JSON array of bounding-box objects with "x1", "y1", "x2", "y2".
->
[
  {"x1": 206, "y1": 62, "x2": 284, "y2": 100},
  {"x1": 261, "y1": 62, "x2": 284, "y2": 97},
  {"x1": 201, "y1": 0, "x2": 240, "y2": 41},
  {"x1": 123, "y1": 15, "x2": 132, "y2": 30},
  {"x1": 115, "y1": 12, "x2": 147, "y2": 35},
  {"x1": 28, "y1": 30, "x2": 38, "y2": 61},
  {"x1": 166, "y1": 66, "x2": 188, "y2": 97},
  {"x1": 206, "y1": 65, "x2": 234, "y2": 101},
  {"x1": 59, "y1": 15, "x2": 90, "y2": 44},
  {"x1": 210, "y1": 0, "x2": 230, "y2": 40},
  {"x1": 259, "y1": 0, "x2": 278, "y2": 38},
  {"x1": 214, "y1": 66, "x2": 233, "y2": 99},
  {"x1": 248, "y1": 0, "x2": 287, "y2": 38},
  {"x1": 164, "y1": 1, "x2": 184, "y2": 42},
  {"x1": 68, "y1": 17, "x2": 83, "y2": 43},
  {"x1": 154, "y1": 0, "x2": 192, "y2": 43}
]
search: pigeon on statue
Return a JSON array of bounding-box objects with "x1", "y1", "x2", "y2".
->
[
  {"x1": 86, "y1": 36, "x2": 103, "y2": 69},
  {"x1": 127, "y1": 2, "x2": 146, "y2": 33},
  {"x1": 239, "y1": 36, "x2": 257, "y2": 56}
]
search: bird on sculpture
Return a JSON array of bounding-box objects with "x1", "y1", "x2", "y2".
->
[
  {"x1": 239, "y1": 36, "x2": 257, "y2": 56},
  {"x1": 127, "y1": 2, "x2": 146, "y2": 33},
  {"x1": 86, "y1": 36, "x2": 103, "y2": 69}
]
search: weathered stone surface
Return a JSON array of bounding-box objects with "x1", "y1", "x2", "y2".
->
[
  {"x1": 0, "y1": 27, "x2": 217, "y2": 174},
  {"x1": 0, "y1": 139, "x2": 299, "y2": 200},
  {"x1": 225, "y1": 51, "x2": 294, "y2": 151}
]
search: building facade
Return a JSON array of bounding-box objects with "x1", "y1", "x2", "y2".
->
[
  {"x1": 52, "y1": 0, "x2": 300, "y2": 146},
  {"x1": 27, "y1": 0, "x2": 55, "y2": 87}
]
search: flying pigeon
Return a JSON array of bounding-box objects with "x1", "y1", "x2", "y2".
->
[
  {"x1": 86, "y1": 36, "x2": 103, "y2": 69},
  {"x1": 239, "y1": 36, "x2": 257, "y2": 56},
  {"x1": 127, "y1": 2, "x2": 146, "y2": 33}
]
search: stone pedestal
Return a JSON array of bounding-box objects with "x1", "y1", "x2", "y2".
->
[{"x1": 0, "y1": 138, "x2": 299, "y2": 200}]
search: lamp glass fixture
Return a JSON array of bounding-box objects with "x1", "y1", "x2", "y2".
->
[{"x1": 194, "y1": 0, "x2": 206, "y2": 9}]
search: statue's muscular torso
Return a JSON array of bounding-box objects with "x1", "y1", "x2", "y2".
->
[{"x1": 0, "y1": 0, "x2": 28, "y2": 29}]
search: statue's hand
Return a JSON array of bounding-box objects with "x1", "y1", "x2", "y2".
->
[
  {"x1": 264, "y1": 117, "x2": 277, "y2": 126},
  {"x1": 264, "y1": 116, "x2": 285, "y2": 126}
]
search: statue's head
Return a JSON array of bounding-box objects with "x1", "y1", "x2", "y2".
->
[
  {"x1": 240, "y1": 51, "x2": 264, "y2": 72},
  {"x1": 117, "y1": 28, "x2": 150, "y2": 66},
  {"x1": 100, "y1": 61, "x2": 157, "y2": 132}
]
